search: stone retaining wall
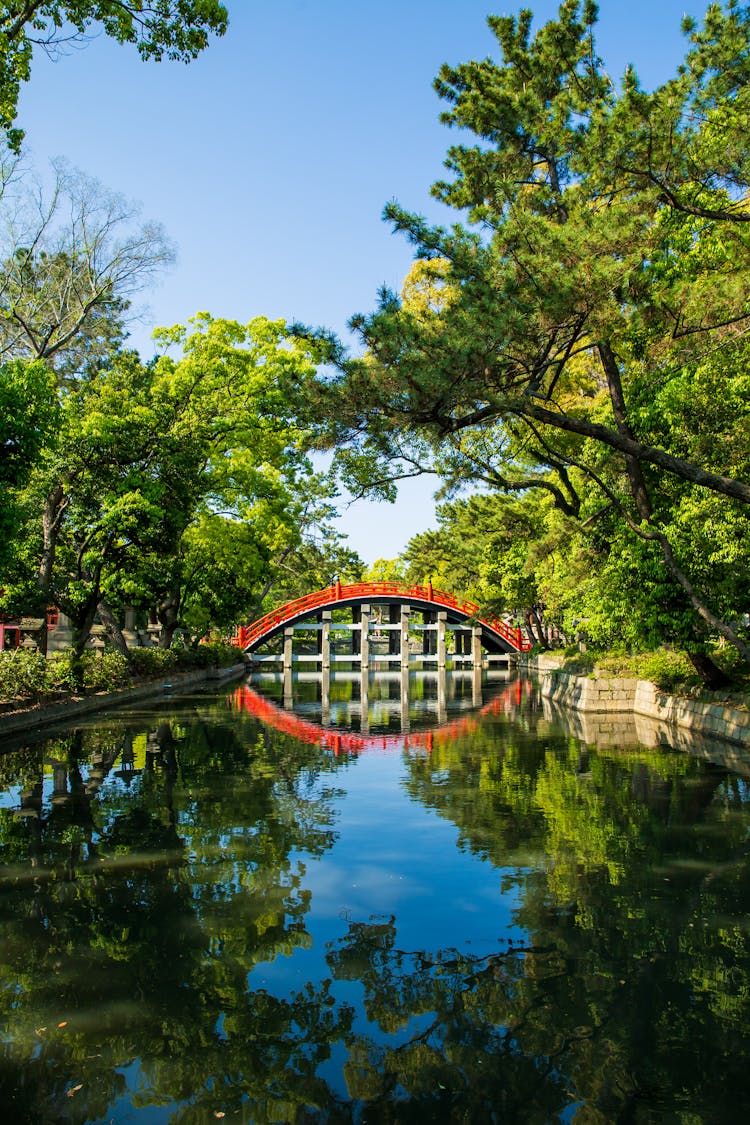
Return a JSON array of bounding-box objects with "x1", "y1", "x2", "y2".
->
[
  {"x1": 532, "y1": 659, "x2": 749, "y2": 749},
  {"x1": 0, "y1": 663, "x2": 246, "y2": 742},
  {"x1": 540, "y1": 697, "x2": 750, "y2": 775}
]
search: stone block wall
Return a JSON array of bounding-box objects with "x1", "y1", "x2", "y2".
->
[{"x1": 534, "y1": 664, "x2": 749, "y2": 749}]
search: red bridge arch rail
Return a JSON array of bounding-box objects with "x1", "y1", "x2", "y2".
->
[{"x1": 233, "y1": 581, "x2": 531, "y2": 654}]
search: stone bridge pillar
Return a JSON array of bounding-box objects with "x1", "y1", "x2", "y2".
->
[
  {"x1": 437, "y1": 611, "x2": 447, "y2": 668},
  {"x1": 283, "y1": 626, "x2": 294, "y2": 672},
  {"x1": 360, "y1": 604, "x2": 370, "y2": 668},
  {"x1": 320, "y1": 610, "x2": 331, "y2": 670},
  {"x1": 389, "y1": 604, "x2": 400, "y2": 654},
  {"x1": 400, "y1": 605, "x2": 411, "y2": 667},
  {"x1": 472, "y1": 625, "x2": 482, "y2": 669},
  {"x1": 422, "y1": 610, "x2": 436, "y2": 656}
]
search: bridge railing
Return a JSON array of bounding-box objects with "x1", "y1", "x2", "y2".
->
[{"x1": 233, "y1": 582, "x2": 531, "y2": 652}]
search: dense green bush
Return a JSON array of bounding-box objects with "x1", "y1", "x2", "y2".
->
[
  {"x1": 128, "y1": 648, "x2": 178, "y2": 677},
  {"x1": 45, "y1": 653, "x2": 78, "y2": 693},
  {"x1": 81, "y1": 649, "x2": 131, "y2": 692},
  {"x1": 0, "y1": 649, "x2": 48, "y2": 702},
  {"x1": 128, "y1": 642, "x2": 239, "y2": 676},
  {"x1": 0, "y1": 639, "x2": 239, "y2": 705},
  {"x1": 559, "y1": 647, "x2": 703, "y2": 690},
  {"x1": 178, "y1": 641, "x2": 239, "y2": 669},
  {"x1": 630, "y1": 650, "x2": 702, "y2": 691},
  {"x1": 0, "y1": 649, "x2": 90, "y2": 701}
]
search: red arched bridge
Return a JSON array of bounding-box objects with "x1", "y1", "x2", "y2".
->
[{"x1": 233, "y1": 580, "x2": 531, "y2": 658}]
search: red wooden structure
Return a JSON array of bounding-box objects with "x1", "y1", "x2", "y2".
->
[
  {"x1": 0, "y1": 623, "x2": 21, "y2": 651},
  {"x1": 233, "y1": 581, "x2": 531, "y2": 654}
]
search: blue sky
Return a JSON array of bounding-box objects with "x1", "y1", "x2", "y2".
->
[{"x1": 17, "y1": 0, "x2": 709, "y2": 562}]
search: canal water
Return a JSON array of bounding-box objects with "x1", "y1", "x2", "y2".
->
[{"x1": 1, "y1": 670, "x2": 750, "y2": 1123}]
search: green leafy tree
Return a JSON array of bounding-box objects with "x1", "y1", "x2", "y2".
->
[{"x1": 310, "y1": 0, "x2": 750, "y2": 679}]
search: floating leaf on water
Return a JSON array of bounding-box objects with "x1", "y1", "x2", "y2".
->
[
  {"x1": 58, "y1": 1021, "x2": 68, "y2": 1028},
  {"x1": 34, "y1": 1027, "x2": 46, "y2": 1036},
  {"x1": 66, "y1": 1084, "x2": 83, "y2": 1097}
]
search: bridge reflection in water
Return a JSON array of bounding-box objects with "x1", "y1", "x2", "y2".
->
[{"x1": 232, "y1": 668, "x2": 532, "y2": 755}]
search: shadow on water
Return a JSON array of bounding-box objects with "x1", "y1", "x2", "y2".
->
[{"x1": 0, "y1": 672, "x2": 749, "y2": 1121}]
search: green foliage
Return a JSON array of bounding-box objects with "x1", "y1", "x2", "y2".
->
[
  {"x1": 127, "y1": 647, "x2": 178, "y2": 678},
  {"x1": 89, "y1": 640, "x2": 239, "y2": 684},
  {"x1": 361, "y1": 557, "x2": 406, "y2": 583},
  {"x1": 128, "y1": 641, "x2": 238, "y2": 674},
  {"x1": 0, "y1": 360, "x2": 57, "y2": 486},
  {"x1": 0, "y1": 638, "x2": 239, "y2": 704},
  {"x1": 632, "y1": 649, "x2": 701, "y2": 691},
  {"x1": 317, "y1": 0, "x2": 750, "y2": 676},
  {"x1": 0, "y1": 648, "x2": 47, "y2": 701},
  {"x1": 187, "y1": 641, "x2": 239, "y2": 668},
  {"x1": 45, "y1": 652, "x2": 78, "y2": 693},
  {"x1": 79, "y1": 648, "x2": 130, "y2": 692}
]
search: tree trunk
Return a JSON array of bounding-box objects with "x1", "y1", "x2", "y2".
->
[
  {"x1": 36, "y1": 482, "x2": 67, "y2": 655},
  {"x1": 529, "y1": 607, "x2": 549, "y2": 649},
  {"x1": 524, "y1": 611, "x2": 544, "y2": 648},
  {"x1": 68, "y1": 597, "x2": 100, "y2": 691},
  {"x1": 157, "y1": 595, "x2": 180, "y2": 649},
  {"x1": 687, "y1": 651, "x2": 731, "y2": 690},
  {"x1": 97, "y1": 599, "x2": 129, "y2": 656}
]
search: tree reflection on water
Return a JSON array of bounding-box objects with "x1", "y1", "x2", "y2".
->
[{"x1": 0, "y1": 684, "x2": 748, "y2": 1121}]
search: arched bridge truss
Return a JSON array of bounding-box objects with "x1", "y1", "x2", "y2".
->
[{"x1": 234, "y1": 581, "x2": 531, "y2": 662}]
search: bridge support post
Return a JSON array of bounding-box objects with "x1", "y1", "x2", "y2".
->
[
  {"x1": 400, "y1": 663, "x2": 410, "y2": 732},
  {"x1": 321, "y1": 666, "x2": 330, "y2": 725},
  {"x1": 320, "y1": 610, "x2": 331, "y2": 670},
  {"x1": 472, "y1": 625, "x2": 482, "y2": 669},
  {"x1": 438, "y1": 666, "x2": 447, "y2": 724},
  {"x1": 422, "y1": 610, "x2": 435, "y2": 656},
  {"x1": 400, "y1": 605, "x2": 411, "y2": 667},
  {"x1": 360, "y1": 604, "x2": 370, "y2": 668},
  {"x1": 389, "y1": 604, "x2": 400, "y2": 654},
  {"x1": 360, "y1": 665, "x2": 369, "y2": 733},
  {"x1": 437, "y1": 611, "x2": 446, "y2": 668},
  {"x1": 472, "y1": 664, "x2": 482, "y2": 707},
  {"x1": 283, "y1": 626, "x2": 294, "y2": 672}
]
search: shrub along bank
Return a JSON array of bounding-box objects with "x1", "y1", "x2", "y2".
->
[{"x1": 0, "y1": 643, "x2": 239, "y2": 708}]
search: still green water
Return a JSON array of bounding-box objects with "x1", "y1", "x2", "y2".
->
[{"x1": 1, "y1": 672, "x2": 750, "y2": 1123}]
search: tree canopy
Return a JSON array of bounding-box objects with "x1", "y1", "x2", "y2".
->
[{"x1": 307, "y1": 0, "x2": 750, "y2": 677}]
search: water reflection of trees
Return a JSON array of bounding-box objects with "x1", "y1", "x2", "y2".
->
[
  {"x1": 340, "y1": 714, "x2": 750, "y2": 1122},
  {"x1": 2, "y1": 699, "x2": 750, "y2": 1120},
  {"x1": 0, "y1": 709, "x2": 354, "y2": 1122}
]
